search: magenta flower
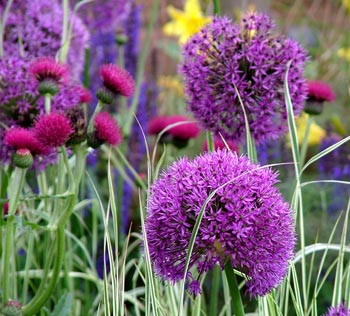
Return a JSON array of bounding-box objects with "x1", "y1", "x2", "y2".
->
[
  {"x1": 146, "y1": 150, "x2": 295, "y2": 296},
  {"x1": 324, "y1": 304, "x2": 350, "y2": 316},
  {"x1": 34, "y1": 113, "x2": 73, "y2": 147},
  {"x1": 29, "y1": 56, "x2": 69, "y2": 84},
  {"x1": 307, "y1": 80, "x2": 335, "y2": 102},
  {"x1": 148, "y1": 115, "x2": 200, "y2": 148},
  {"x1": 90, "y1": 112, "x2": 122, "y2": 147},
  {"x1": 180, "y1": 13, "x2": 307, "y2": 144},
  {"x1": 100, "y1": 64, "x2": 135, "y2": 97},
  {"x1": 77, "y1": 86, "x2": 93, "y2": 104},
  {"x1": 4, "y1": 127, "x2": 47, "y2": 156}
]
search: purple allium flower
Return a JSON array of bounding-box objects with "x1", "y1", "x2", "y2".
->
[
  {"x1": 29, "y1": 57, "x2": 69, "y2": 85},
  {"x1": 99, "y1": 64, "x2": 135, "y2": 97},
  {"x1": 34, "y1": 113, "x2": 73, "y2": 147},
  {"x1": 145, "y1": 149, "x2": 295, "y2": 296},
  {"x1": 93, "y1": 112, "x2": 122, "y2": 146},
  {"x1": 324, "y1": 304, "x2": 350, "y2": 316},
  {"x1": 2, "y1": 0, "x2": 89, "y2": 79},
  {"x1": 180, "y1": 13, "x2": 307, "y2": 144}
]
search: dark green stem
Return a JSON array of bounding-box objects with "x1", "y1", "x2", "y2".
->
[
  {"x1": 209, "y1": 265, "x2": 220, "y2": 315},
  {"x1": 22, "y1": 226, "x2": 65, "y2": 316},
  {"x1": 206, "y1": 131, "x2": 215, "y2": 151},
  {"x1": 213, "y1": 0, "x2": 220, "y2": 15},
  {"x1": 224, "y1": 262, "x2": 245, "y2": 316}
]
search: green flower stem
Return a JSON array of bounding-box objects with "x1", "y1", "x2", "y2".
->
[
  {"x1": 213, "y1": 0, "x2": 220, "y2": 15},
  {"x1": 224, "y1": 262, "x2": 245, "y2": 316},
  {"x1": 209, "y1": 265, "x2": 221, "y2": 315},
  {"x1": 206, "y1": 131, "x2": 215, "y2": 151},
  {"x1": 3, "y1": 167, "x2": 27, "y2": 303},
  {"x1": 123, "y1": 0, "x2": 159, "y2": 137},
  {"x1": 22, "y1": 226, "x2": 65, "y2": 316},
  {"x1": 59, "y1": 0, "x2": 69, "y2": 62},
  {"x1": 87, "y1": 101, "x2": 103, "y2": 134},
  {"x1": 45, "y1": 94, "x2": 51, "y2": 114},
  {"x1": 0, "y1": 0, "x2": 13, "y2": 57},
  {"x1": 299, "y1": 115, "x2": 313, "y2": 167}
]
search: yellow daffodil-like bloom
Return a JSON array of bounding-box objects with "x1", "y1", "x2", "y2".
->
[
  {"x1": 342, "y1": 0, "x2": 349, "y2": 12},
  {"x1": 337, "y1": 47, "x2": 350, "y2": 61},
  {"x1": 158, "y1": 75, "x2": 184, "y2": 97},
  {"x1": 295, "y1": 113, "x2": 326, "y2": 146},
  {"x1": 163, "y1": 0, "x2": 212, "y2": 44}
]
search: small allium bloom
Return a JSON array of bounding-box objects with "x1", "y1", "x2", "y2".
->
[
  {"x1": 307, "y1": 80, "x2": 335, "y2": 102},
  {"x1": 29, "y1": 57, "x2": 69, "y2": 84},
  {"x1": 4, "y1": 127, "x2": 46, "y2": 155},
  {"x1": 180, "y1": 13, "x2": 307, "y2": 144},
  {"x1": 34, "y1": 113, "x2": 73, "y2": 147},
  {"x1": 324, "y1": 304, "x2": 350, "y2": 316},
  {"x1": 100, "y1": 64, "x2": 135, "y2": 97},
  {"x1": 146, "y1": 150, "x2": 295, "y2": 296},
  {"x1": 94, "y1": 112, "x2": 122, "y2": 146}
]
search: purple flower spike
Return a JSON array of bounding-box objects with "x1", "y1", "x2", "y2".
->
[
  {"x1": 145, "y1": 149, "x2": 295, "y2": 297},
  {"x1": 180, "y1": 12, "x2": 308, "y2": 144}
]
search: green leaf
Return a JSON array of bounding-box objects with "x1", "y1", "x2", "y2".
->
[{"x1": 51, "y1": 291, "x2": 73, "y2": 316}]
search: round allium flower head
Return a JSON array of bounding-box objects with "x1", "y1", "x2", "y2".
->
[
  {"x1": 324, "y1": 304, "x2": 350, "y2": 316},
  {"x1": 180, "y1": 13, "x2": 308, "y2": 144},
  {"x1": 146, "y1": 149, "x2": 295, "y2": 296},
  {"x1": 89, "y1": 112, "x2": 122, "y2": 147},
  {"x1": 4, "y1": 127, "x2": 47, "y2": 156},
  {"x1": 99, "y1": 64, "x2": 135, "y2": 97},
  {"x1": 34, "y1": 113, "x2": 73, "y2": 147}
]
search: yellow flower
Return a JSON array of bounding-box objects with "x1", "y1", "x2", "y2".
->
[
  {"x1": 342, "y1": 0, "x2": 350, "y2": 12},
  {"x1": 337, "y1": 47, "x2": 350, "y2": 61},
  {"x1": 295, "y1": 113, "x2": 326, "y2": 146},
  {"x1": 157, "y1": 75, "x2": 184, "y2": 97},
  {"x1": 163, "y1": 0, "x2": 212, "y2": 44}
]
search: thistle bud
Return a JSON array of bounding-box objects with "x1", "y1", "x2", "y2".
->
[{"x1": 12, "y1": 148, "x2": 33, "y2": 169}]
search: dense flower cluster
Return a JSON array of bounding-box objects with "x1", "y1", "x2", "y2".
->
[
  {"x1": 146, "y1": 149, "x2": 295, "y2": 296},
  {"x1": 180, "y1": 12, "x2": 307, "y2": 144},
  {"x1": 324, "y1": 304, "x2": 350, "y2": 316},
  {"x1": 2, "y1": 0, "x2": 89, "y2": 78},
  {"x1": 91, "y1": 112, "x2": 122, "y2": 147}
]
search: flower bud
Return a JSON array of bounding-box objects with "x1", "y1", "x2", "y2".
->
[
  {"x1": 1, "y1": 300, "x2": 23, "y2": 316},
  {"x1": 12, "y1": 148, "x2": 33, "y2": 169}
]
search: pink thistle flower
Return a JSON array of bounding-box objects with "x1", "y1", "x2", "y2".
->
[
  {"x1": 307, "y1": 80, "x2": 335, "y2": 102},
  {"x1": 203, "y1": 137, "x2": 239, "y2": 152},
  {"x1": 166, "y1": 115, "x2": 200, "y2": 140},
  {"x1": 147, "y1": 116, "x2": 168, "y2": 135},
  {"x1": 34, "y1": 113, "x2": 73, "y2": 147},
  {"x1": 94, "y1": 112, "x2": 122, "y2": 146},
  {"x1": 29, "y1": 56, "x2": 69, "y2": 84},
  {"x1": 77, "y1": 86, "x2": 92, "y2": 104},
  {"x1": 100, "y1": 64, "x2": 135, "y2": 97},
  {"x1": 4, "y1": 127, "x2": 47, "y2": 155}
]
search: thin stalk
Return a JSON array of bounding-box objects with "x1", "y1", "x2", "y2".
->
[
  {"x1": 3, "y1": 217, "x2": 15, "y2": 303},
  {"x1": 0, "y1": 0, "x2": 13, "y2": 57},
  {"x1": 213, "y1": 0, "x2": 220, "y2": 15},
  {"x1": 22, "y1": 226, "x2": 66, "y2": 316},
  {"x1": 22, "y1": 234, "x2": 35, "y2": 303},
  {"x1": 206, "y1": 131, "x2": 215, "y2": 151},
  {"x1": 224, "y1": 262, "x2": 245, "y2": 316},
  {"x1": 45, "y1": 94, "x2": 51, "y2": 114},
  {"x1": 59, "y1": 0, "x2": 69, "y2": 62},
  {"x1": 123, "y1": 0, "x2": 159, "y2": 137},
  {"x1": 299, "y1": 115, "x2": 312, "y2": 166},
  {"x1": 87, "y1": 101, "x2": 103, "y2": 134},
  {"x1": 209, "y1": 265, "x2": 220, "y2": 315}
]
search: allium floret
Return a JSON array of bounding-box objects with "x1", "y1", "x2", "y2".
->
[
  {"x1": 180, "y1": 12, "x2": 308, "y2": 144},
  {"x1": 99, "y1": 64, "x2": 135, "y2": 97},
  {"x1": 324, "y1": 304, "x2": 350, "y2": 316},
  {"x1": 92, "y1": 112, "x2": 122, "y2": 146},
  {"x1": 34, "y1": 113, "x2": 73, "y2": 147},
  {"x1": 4, "y1": 127, "x2": 47, "y2": 156},
  {"x1": 146, "y1": 150, "x2": 295, "y2": 296},
  {"x1": 146, "y1": 150, "x2": 295, "y2": 295}
]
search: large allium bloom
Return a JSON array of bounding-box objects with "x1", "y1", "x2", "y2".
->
[
  {"x1": 146, "y1": 149, "x2": 295, "y2": 296},
  {"x1": 324, "y1": 304, "x2": 350, "y2": 316},
  {"x1": 34, "y1": 113, "x2": 73, "y2": 147},
  {"x1": 2, "y1": 0, "x2": 89, "y2": 78},
  {"x1": 180, "y1": 13, "x2": 307, "y2": 144}
]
